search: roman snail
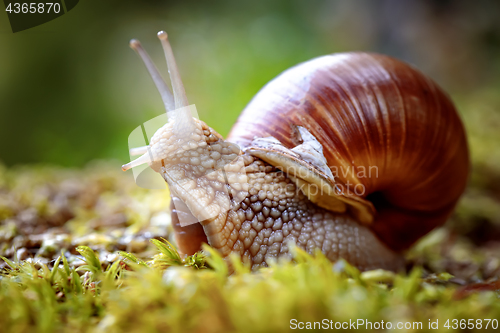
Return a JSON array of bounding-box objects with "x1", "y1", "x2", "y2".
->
[{"x1": 122, "y1": 31, "x2": 469, "y2": 271}]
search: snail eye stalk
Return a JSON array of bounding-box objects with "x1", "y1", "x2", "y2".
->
[
  {"x1": 129, "y1": 39, "x2": 174, "y2": 112},
  {"x1": 157, "y1": 31, "x2": 189, "y2": 109}
]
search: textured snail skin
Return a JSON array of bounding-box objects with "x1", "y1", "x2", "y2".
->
[
  {"x1": 168, "y1": 120, "x2": 403, "y2": 271},
  {"x1": 164, "y1": 52, "x2": 468, "y2": 271}
]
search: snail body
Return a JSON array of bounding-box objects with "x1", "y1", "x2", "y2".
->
[{"x1": 123, "y1": 32, "x2": 469, "y2": 271}]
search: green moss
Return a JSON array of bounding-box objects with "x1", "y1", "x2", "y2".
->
[{"x1": 1, "y1": 242, "x2": 499, "y2": 333}]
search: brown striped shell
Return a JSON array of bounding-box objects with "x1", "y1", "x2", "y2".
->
[{"x1": 228, "y1": 52, "x2": 469, "y2": 251}]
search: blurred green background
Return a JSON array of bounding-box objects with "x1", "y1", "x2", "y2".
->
[{"x1": 0, "y1": 0, "x2": 499, "y2": 170}]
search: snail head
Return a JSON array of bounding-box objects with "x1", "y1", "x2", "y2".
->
[{"x1": 121, "y1": 31, "x2": 209, "y2": 174}]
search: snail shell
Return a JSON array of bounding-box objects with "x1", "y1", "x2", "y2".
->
[{"x1": 228, "y1": 52, "x2": 469, "y2": 251}]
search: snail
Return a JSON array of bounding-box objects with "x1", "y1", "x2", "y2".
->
[{"x1": 122, "y1": 31, "x2": 469, "y2": 271}]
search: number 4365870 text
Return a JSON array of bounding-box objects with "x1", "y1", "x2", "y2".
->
[{"x1": 5, "y1": 3, "x2": 61, "y2": 14}]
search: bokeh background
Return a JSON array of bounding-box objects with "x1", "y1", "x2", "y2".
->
[
  {"x1": 1, "y1": 0, "x2": 500, "y2": 244},
  {"x1": 1, "y1": 0, "x2": 499, "y2": 165}
]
